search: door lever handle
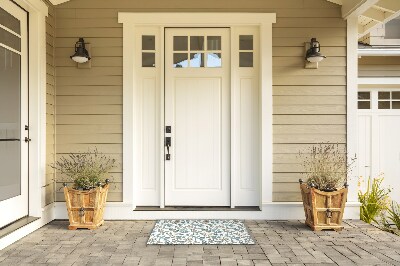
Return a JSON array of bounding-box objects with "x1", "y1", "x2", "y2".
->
[{"x1": 165, "y1": 137, "x2": 171, "y2": 160}]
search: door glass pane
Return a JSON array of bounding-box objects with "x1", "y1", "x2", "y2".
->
[
  {"x1": 0, "y1": 27, "x2": 21, "y2": 51},
  {"x1": 378, "y1": 101, "x2": 390, "y2": 109},
  {"x1": 358, "y1": 92, "x2": 370, "y2": 100},
  {"x1": 358, "y1": 101, "x2": 370, "y2": 109},
  {"x1": 392, "y1": 101, "x2": 400, "y2": 109},
  {"x1": 142, "y1": 52, "x2": 155, "y2": 67},
  {"x1": 239, "y1": 52, "x2": 253, "y2": 67},
  {"x1": 0, "y1": 47, "x2": 21, "y2": 201},
  {"x1": 190, "y1": 36, "x2": 204, "y2": 51},
  {"x1": 207, "y1": 53, "x2": 222, "y2": 68},
  {"x1": 0, "y1": 7, "x2": 20, "y2": 34},
  {"x1": 207, "y1": 36, "x2": 221, "y2": 50},
  {"x1": 190, "y1": 53, "x2": 204, "y2": 67},
  {"x1": 392, "y1": 91, "x2": 400, "y2": 99},
  {"x1": 239, "y1": 35, "x2": 253, "y2": 50},
  {"x1": 142, "y1": 35, "x2": 155, "y2": 50},
  {"x1": 378, "y1": 91, "x2": 390, "y2": 99},
  {"x1": 173, "y1": 36, "x2": 188, "y2": 51},
  {"x1": 173, "y1": 53, "x2": 188, "y2": 68}
]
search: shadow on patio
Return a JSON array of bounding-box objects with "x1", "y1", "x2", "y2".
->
[{"x1": 0, "y1": 220, "x2": 399, "y2": 265}]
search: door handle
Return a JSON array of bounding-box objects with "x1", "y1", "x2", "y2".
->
[
  {"x1": 24, "y1": 137, "x2": 31, "y2": 143},
  {"x1": 165, "y1": 137, "x2": 171, "y2": 160}
]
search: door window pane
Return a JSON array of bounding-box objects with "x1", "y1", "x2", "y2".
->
[
  {"x1": 190, "y1": 36, "x2": 204, "y2": 51},
  {"x1": 358, "y1": 92, "x2": 370, "y2": 100},
  {"x1": 239, "y1": 35, "x2": 253, "y2": 50},
  {"x1": 378, "y1": 101, "x2": 390, "y2": 109},
  {"x1": 207, "y1": 53, "x2": 221, "y2": 68},
  {"x1": 173, "y1": 53, "x2": 188, "y2": 68},
  {"x1": 392, "y1": 101, "x2": 400, "y2": 109},
  {"x1": 0, "y1": 47, "x2": 21, "y2": 201},
  {"x1": 190, "y1": 53, "x2": 204, "y2": 68},
  {"x1": 392, "y1": 91, "x2": 400, "y2": 99},
  {"x1": 142, "y1": 52, "x2": 155, "y2": 67},
  {"x1": 174, "y1": 36, "x2": 188, "y2": 51},
  {"x1": 142, "y1": 35, "x2": 155, "y2": 50},
  {"x1": 207, "y1": 36, "x2": 221, "y2": 50},
  {"x1": 0, "y1": 27, "x2": 20, "y2": 51},
  {"x1": 239, "y1": 52, "x2": 253, "y2": 67},
  {"x1": 0, "y1": 7, "x2": 20, "y2": 34},
  {"x1": 358, "y1": 101, "x2": 370, "y2": 109},
  {"x1": 378, "y1": 91, "x2": 390, "y2": 99}
]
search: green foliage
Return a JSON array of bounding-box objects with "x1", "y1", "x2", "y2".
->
[
  {"x1": 52, "y1": 148, "x2": 116, "y2": 190},
  {"x1": 299, "y1": 143, "x2": 355, "y2": 191},
  {"x1": 358, "y1": 177, "x2": 391, "y2": 224},
  {"x1": 380, "y1": 201, "x2": 400, "y2": 236},
  {"x1": 387, "y1": 201, "x2": 400, "y2": 230}
]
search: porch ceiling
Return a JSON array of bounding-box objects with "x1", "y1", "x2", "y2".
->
[{"x1": 327, "y1": 0, "x2": 400, "y2": 39}]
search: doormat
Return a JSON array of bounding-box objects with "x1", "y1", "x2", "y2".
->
[{"x1": 147, "y1": 220, "x2": 255, "y2": 245}]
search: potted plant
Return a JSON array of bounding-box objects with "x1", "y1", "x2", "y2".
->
[
  {"x1": 53, "y1": 148, "x2": 116, "y2": 230},
  {"x1": 298, "y1": 143, "x2": 355, "y2": 231}
]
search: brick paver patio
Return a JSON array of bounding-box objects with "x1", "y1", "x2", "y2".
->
[{"x1": 0, "y1": 220, "x2": 399, "y2": 265}]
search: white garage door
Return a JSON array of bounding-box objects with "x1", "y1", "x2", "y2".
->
[{"x1": 358, "y1": 89, "x2": 400, "y2": 202}]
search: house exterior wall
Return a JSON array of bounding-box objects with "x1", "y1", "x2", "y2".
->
[
  {"x1": 54, "y1": 0, "x2": 346, "y2": 203},
  {"x1": 45, "y1": 1, "x2": 56, "y2": 207},
  {"x1": 359, "y1": 56, "x2": 400, "y2": 77}
]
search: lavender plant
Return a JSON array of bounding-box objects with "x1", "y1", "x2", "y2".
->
[
  {"x1": 52, "y1": 148, "x2": 116, "y2": 190},
  {"x1": 299, "y1": 143, "x2": 355, "y2": 191}
]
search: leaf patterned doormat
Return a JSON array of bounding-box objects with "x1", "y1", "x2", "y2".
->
[{"x1": 147, "y1": 220, "x2": 255, "y2": 245}]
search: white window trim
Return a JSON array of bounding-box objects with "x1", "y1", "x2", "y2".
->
[{"x1": 118, "y1": 13, "x2": 276, "y2": 208}]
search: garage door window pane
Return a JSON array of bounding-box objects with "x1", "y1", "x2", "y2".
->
[
  {"x1": 378, "y1": 101, "x2": 390, "y2": 109},
  {"x1": 392, "y1": 101, "x2": 400, "y2": 109},
  {"x1": 358, "y1": 101, "x2": 370, "y2": 109},
  {"x1": 358, "y1": 92, "x2": 370, "y2": 100},
  {"x1": 378, "y1": 92, "x2": 390, "y2": 99},
  {"x1": 392, "y1": 91, "x2": 400, "y2": 99}
]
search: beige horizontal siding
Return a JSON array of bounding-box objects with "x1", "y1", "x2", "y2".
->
[
  {"x1": 55, "y1": 0, "x2": 346, "y2": 202},
  {"x1": 359, "y1": 56, "x2": 400, "y2": 77},
  {"x1": 45, "y1": 1, "x2": 56, "y2": 207}
]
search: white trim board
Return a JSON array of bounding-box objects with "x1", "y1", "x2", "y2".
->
[
  {"x1": 53, "y1": 202, "x2": 360, "y2": 220},
  {"x1": 118, "y1": 13, "x2": 276, "y2": 209},
  {"x1": 359, "y1": 77, "x2": 400, "y2": 85}
]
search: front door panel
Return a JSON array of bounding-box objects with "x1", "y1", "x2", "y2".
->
[
  {"x1": 0, "y1": 0, "x2": 28, "y2": 228},
  {"x1": 164, "y1": 28, "x2": 230, "y2": 206}
]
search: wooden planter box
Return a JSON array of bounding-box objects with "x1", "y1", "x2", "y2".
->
[
  {"x1": 299, "y1": 182, "x2": 347, "y2": 231},
  {"x1": 63, "y1": 184, "x2": 109, "y2": 230}
]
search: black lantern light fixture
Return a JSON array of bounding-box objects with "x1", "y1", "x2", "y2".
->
[
  {"x1": 305, "y1": 38, "x2": 326, "y2": 63},
  {"x1": 70, "y1": 37, "x2": 91, "y2": 64}
]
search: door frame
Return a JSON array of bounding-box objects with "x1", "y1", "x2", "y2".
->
[
  {"x1": 119, "y1": 13, "x2": 276, "y2": 209},
  {"x1": 11, "y1": 0, "x2": 49, "y2": 218}
]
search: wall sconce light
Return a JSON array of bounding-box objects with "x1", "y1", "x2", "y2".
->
[
  {"x1": 70, "y1": 37, "x2": 91, "y2": 64},
  {"x1": 305, "y1": 38, "x2": 326, "y2": 69}
]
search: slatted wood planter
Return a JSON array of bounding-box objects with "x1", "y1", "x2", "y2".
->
[
  {"x1": 299, "y1": 182, "x2": 347, "y2": 231},
  {"x1": 63, "y1": 184, "x2": 109, "y2": 230}
]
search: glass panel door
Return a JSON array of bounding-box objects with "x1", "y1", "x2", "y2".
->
[
  {"x1": 0, "y1": 1, "x2": 28, "y2": 228},
  {"x1": 0, "y1": 46, "x2": 21, "y2": 202}
]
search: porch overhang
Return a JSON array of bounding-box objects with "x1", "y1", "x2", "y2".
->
[{"x1": 327, "y1": 0, "x2": 400, "y2": 39}]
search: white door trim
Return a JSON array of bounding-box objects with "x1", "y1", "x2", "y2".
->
[
  {"x1": 12, "y1": 0, "x2": 48, "y2": 217},
  {"x1": 119, "y1": 13, "x2": 276, "y2": 209}
]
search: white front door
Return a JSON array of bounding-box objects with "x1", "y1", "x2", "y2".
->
[
  {"x1": 164, "y1": 28, "x2": 230, "y2": 206},
  {"x1": 357, "y1": 89, "x2": 400, "y2": 203},
  {"x1": 0, "y1": 0, "x2": 29, "y2": 227}
]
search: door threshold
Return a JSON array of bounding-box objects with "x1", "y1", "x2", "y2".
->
[
  {"x1": 0, "y1": 216, "x2": 39, "y2": 239},
  {"x1": 134, "y1": 206, "x2": 260, "y2": 211}
]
